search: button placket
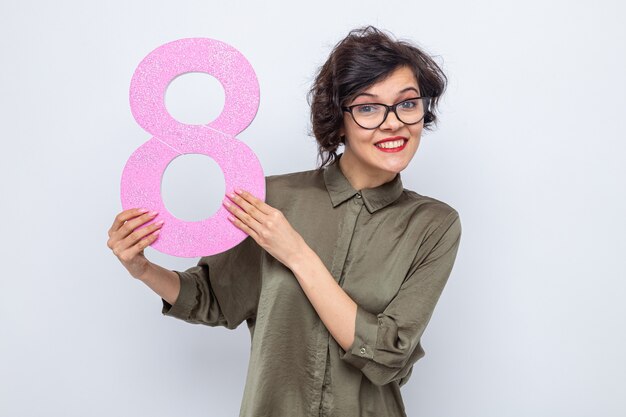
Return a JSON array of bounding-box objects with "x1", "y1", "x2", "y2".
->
[
  {"x1": 331, "y1": 198, "x2": 365, "y2": 287},
  {"x1": 321, "y1": 191, "x2": 365, "y2": 414}
]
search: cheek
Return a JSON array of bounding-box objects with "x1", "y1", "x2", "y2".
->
[
  {"x1": 410, "y1": 124, "x2": 424, "y2": 138},
  {"x1": 344, "y1": 126, "x2": 370, "y2": 146}
]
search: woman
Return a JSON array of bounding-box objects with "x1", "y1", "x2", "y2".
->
[{"x1": 108, "y1": 26, "x2": 462, "y2": 417}]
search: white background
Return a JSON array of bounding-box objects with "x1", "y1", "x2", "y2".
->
[{"x1": 1, "y1": 1, "x2": 625, "y2": 416}]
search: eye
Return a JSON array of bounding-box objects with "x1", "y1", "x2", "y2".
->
[
  {"x1": 354, "y1": 104, "x2": 381, "y2": 114},
  {"x1": 399, "y1": 99, "x2": 418, "y2": 109}
]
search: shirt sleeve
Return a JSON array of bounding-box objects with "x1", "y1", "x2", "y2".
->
[
  {"x1": 338, "y1": 210, "x2": 462, "y2": 386},
  {"x1": 161, "y1": 235, "x2": 263, "y2": 330}
]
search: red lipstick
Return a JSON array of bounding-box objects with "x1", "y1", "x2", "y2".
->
[{"x1": 374, "y1": 136, "x2": 408, "y2": 153}]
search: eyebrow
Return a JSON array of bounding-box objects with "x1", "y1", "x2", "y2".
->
[{"x1": 353, "y1": 87, "x2": 420, "y2": 100}]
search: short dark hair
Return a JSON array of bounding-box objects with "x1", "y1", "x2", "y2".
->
[{"x1": 308, "y1": 26, "x2": 448, "y2": 169}]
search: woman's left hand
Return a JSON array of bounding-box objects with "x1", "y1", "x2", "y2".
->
[{"x1": 223, "y1": 189, "x2": 306, "y2": 268}]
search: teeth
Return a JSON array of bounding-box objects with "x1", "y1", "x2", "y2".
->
[{"x1": 375, "y1": 139, "x2": 405, "y2": 149}]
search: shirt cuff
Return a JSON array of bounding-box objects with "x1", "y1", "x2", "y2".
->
[
  {"x1": 161, "y1": 270, "x2": 199, "y2": 320},
  {"x1": 338, "y1": 304, "x2": 380, "y2": 369}
]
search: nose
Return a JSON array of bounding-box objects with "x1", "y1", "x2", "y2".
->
[{"x1": 380, "y1": 109, "x2": 403, "y2": 131}]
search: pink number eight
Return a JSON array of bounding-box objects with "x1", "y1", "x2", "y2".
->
[{"x1": 120, "y1": 38, "x2": 265, "y2": 257}]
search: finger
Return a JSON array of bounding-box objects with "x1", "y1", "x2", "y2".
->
[
  {"x1": 227, "y1": 213, "x2": 259, "y2": 241},
  {"x1": 124, "y1": 227, "x2": 162, "y2": 259},
  {"x1": 109, "y1": 208, "x2": 149, "y2": 236},
  {"x1": 115, "y1": 210, "x2": 159, "y2": 240},
  {"x1": 225, "y1": 192, "x2": 267, "y2": 224},
  {"x1": 233, "y1": 189, "x2": 272, "y2": 216},
  {"x1": 223, "y1": 197, "x2": 263, "y2": 234},
  {"x1": 115, "y1": 219, "x2": 164, "y2": 253}
]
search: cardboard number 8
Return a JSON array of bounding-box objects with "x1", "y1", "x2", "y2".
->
[{"x1": 120, "y1": 38, "x2": 265, "y2": 257}]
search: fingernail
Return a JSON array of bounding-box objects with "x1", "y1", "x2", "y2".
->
[
  {"x1": 138, "y1": 208, "x2": 149, "y2": 213},
  {"x1": 148, "y1": 211, "x2": 158, "y2": 216},
  {"x1": 234, "y1": 188, "x2": 242, "y2": 194},
  {"x1": 227, "y1": 192, "x2": 236, "y2": 199},
  {"x1": 156, "y1": 220, "x2": 164, "y2": 225},
  {"x1": 153, "y1": 229, "x2": 161, "y2": 236}
]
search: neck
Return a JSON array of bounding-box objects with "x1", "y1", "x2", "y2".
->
[{"x1": 338, "y1": 151, "x2": 397, "y2": 191}]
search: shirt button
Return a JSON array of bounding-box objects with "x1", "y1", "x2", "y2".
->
[
  {"x1": 360, "y1": 347, "x2": 367, "y2": 355},
  {"x1": 356, "y1": 193, "x2": 362, "y2": 199}
]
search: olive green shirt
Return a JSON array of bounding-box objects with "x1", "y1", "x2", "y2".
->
[{"x1": 161, "y1": 153, "x2": 462, "y2": 417}]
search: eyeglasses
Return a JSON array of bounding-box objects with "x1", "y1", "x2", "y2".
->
[{"x1": 342, "y1": 97, "x2": 431, "y2": 130}]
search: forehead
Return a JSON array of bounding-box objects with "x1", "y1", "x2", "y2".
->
[
  {"x1": 358, "y1": 66, "x2": 419, "y2": 98},
  {"x1": 351, "y1": 66, "x2": 420, "y2": 102}
]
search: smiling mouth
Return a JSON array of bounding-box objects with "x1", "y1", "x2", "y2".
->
[{"x1": 374, "y1": 138, "x2": 408, "y2": 152}]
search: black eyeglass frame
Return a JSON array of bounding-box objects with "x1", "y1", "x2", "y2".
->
[{"x1": 342, "y1": 96, "x2": 431, "y2": 130}]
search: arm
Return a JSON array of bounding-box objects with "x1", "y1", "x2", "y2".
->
[
  {"x1": 107, "y1": 207, "x2": 178, "y2": 304},
  {"x1": 288, "y1": 246, "x2": 358, "y2": 352},
  {"x1": 223, "y1": 189, "x2": 358, "y2": 349},
  {"x1": 137, "y1": 261, "x2": 181, "y2": 306},
  {"x1": 108, "y1": 207, "x2": 262, "y2": 330},
  {"x1": 160, "y1": 235, "x2": 264, "y2": 329},
  {"x1": 224, "y1": 190, "x2": 462, "y2": 386}
]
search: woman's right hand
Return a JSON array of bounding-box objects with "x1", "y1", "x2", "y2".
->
[{"x1": 107, "y1": 208, "x2": 164, "y2": 279}]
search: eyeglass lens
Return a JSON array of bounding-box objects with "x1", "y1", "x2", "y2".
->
[{"x1": 351, "y1": 98, "x2": 428, "y2": 129}]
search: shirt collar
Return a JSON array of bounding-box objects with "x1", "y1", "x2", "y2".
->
[{"x1": 323, "y1": 153, "x2": 404, "y2": 213}]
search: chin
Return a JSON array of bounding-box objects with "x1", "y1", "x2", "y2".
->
[
  {"x1": 376, "y1": 153, "x2": 413, "y2": 169},
  {"x1": 377, "y1": 160, "x2": 409, "y2": 175}
]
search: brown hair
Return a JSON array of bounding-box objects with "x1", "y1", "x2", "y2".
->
[{"x1": 308, "y1": 26, "x2": 448, "y2": 169}]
